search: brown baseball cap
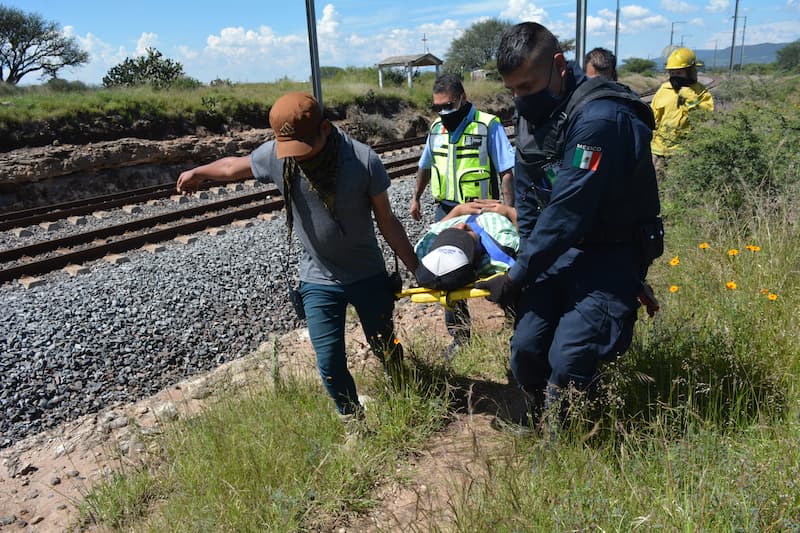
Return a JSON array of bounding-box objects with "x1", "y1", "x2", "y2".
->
[{"x1": 269, "y1": 92, "x2": 323, "y2": 159}]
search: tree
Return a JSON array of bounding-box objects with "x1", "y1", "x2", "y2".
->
[
  {"x1": 619, "y1": 57, "x2": 657, "y2": 75},
  {"x1": 0, "y1": 5, "x2": 88, "y2": 85},
  {"x1": 103, "y1": 48, "x2": 185, "y2": 89},
  {"x1": 776, "y1": 40, "x2": 800, "y2": 71},
  {"x1": 444, "y1": 18, "x2": 513, "y2": 74}
]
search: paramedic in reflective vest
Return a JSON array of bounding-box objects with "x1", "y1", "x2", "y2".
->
[
  {"x1": 479, "y1": 22, "x2": 663, "y2": 423},
  {"x1": 410, "y1": 74, "x2": 515, "y2": 357}
]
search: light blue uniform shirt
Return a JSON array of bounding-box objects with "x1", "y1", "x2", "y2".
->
[{"x1": 418, "y1": 105, "x2": 515, "y2": 174}]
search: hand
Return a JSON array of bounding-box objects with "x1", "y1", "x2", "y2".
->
[
  {"x1": 409, "y1": 198, "x2": 421, "y2": 221},
  {"x1": 475, "y1": 273, "x2": 520, "y2": 310},
  {"x1": 176, "y1": 169, "x2": 202, "y2": 195}
]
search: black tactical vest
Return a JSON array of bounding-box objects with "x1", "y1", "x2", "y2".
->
[{"x1": 515, "y1": 77, "x2": 655, "y2": 209}]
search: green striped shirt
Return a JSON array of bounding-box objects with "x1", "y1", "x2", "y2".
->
[{"x1": 414, "y1": 212, "x2": 519, "y2": 276}]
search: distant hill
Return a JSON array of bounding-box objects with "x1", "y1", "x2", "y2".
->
[{"x1": 653, "y1": 42, "x2": 791, "y2": 69}]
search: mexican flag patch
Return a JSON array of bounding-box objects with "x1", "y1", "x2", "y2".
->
[{"x1": 572, "y1": 144, "x2": 602, "y2": 171}]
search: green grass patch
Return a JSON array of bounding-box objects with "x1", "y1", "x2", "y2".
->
[
  {"x1": 81, "y1": 350, "x2": 450, "y2": 531},
  {"x1": 76, "y1": 72, "x2": 800, "y2": 530}
]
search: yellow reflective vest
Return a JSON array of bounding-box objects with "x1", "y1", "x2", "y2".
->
[
  {"x1": 650, "y1": 80, "x2": 714, "y2": 156},
  {"x1": 429, "y1": 110, "x2": 501, "y2": 203}
]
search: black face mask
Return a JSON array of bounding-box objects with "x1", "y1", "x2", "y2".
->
[
  {"x1": 439, "y1": 100, "x2": 471, "y2": 132},
  {"x1": 513, "y1": 58, "x2": 562, "y2": 127},
  {"x1": 669, "y1": 76, "x2": 693, "y2": 91}
]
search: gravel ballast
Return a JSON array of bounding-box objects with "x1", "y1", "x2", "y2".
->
[{"x1": 0, "y1": 176, "x2": 434, "y2": 448}]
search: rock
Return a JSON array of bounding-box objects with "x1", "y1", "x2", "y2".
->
[
  {"x1": 8, "y1": 461, "x2": 37, "y2": 479},
  {"x1": 153, "y1": 401, "x2": 179, "y2": 421}
]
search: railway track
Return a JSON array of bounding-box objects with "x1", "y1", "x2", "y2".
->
[
  {"x1": 1, "y1": 78, "x2": 716, "y2": 284},
  {"x1": 0, "y1": 149, "x2": 422, "y2": 283}
]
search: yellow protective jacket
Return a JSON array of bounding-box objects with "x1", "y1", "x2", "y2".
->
[
  {"x1": 650, "y1": 80, "x2": 714, "y2": 156},
  {"x1": 429, "y1": 110, "x2": 500, "y2": 203}
]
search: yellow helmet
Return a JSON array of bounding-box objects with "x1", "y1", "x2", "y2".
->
[{"x1": 666, "y1": 47, "x2": 703, "y2": 69}]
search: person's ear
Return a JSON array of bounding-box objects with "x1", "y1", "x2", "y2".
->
[
  {"x1": 320, "y1": 118, "x2": 332, "y2": 137},
  {"x1": 554, "y1": 52, "x2": 567, "y2": 77}
]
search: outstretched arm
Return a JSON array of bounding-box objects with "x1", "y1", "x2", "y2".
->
[
  {"x1": 372, "y1": 190, "x2": 419, "y2": 273},
  {"x1": 176, "y1": 156, "x2": 253, "y2": 194}
]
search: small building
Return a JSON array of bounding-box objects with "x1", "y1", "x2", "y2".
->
[
  {"x1": 470, "y1": 69, "x2": 497, "y2": 81},
  {"x1": 377, "y1": 53, "x2": 443, "y2": 88}
]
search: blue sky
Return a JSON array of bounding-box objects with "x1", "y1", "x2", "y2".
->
[{"x1": 7, "y1": 0, "x2": 800, "y2": 84}]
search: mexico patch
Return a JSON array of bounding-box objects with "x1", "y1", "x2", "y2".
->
[{"x1": 572, "y1": 144, "x2": 602, "y2": 171}]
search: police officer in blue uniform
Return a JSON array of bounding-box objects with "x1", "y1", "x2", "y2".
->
[{"x1": 477, "y1": 22, "x2": 663, "y2": 422}]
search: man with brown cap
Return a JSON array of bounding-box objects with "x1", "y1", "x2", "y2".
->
[{"x1": 177, "y1": 92, "x2": 419, "y2": 423}]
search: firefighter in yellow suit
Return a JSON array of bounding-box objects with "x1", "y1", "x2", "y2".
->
[{"x1": 650, "y1": 47, "x2": 714, "y2": 170}]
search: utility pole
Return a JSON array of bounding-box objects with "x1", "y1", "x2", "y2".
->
[
  {"x1": 713, "y1": 40, "x2": 718, "y2": 68},
  {"x1": 670, "y1": 20, "x2": 687, "y2": 47},
  {"x1": 576, "y1": 0, "x2": 587, "y2": 69},
  {"x1": 729, "y1": 0, "x2": 740, "y2": 70},
  {"x1": 305, "y1": 0, "x2": 322, "y2": 106},
  {"x1": 614, "y1": 0, "x2": 620, "y2": 58},
  {"x1": 739, "y1": 16, "x2": 747, "y2": 67}
]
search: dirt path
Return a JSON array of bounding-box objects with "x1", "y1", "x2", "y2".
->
[{"x1": 0, "y1": 299, "x2": 519, "y2": 532}]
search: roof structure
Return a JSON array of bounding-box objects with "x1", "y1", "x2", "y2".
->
[
  {"x1": 376, "y1": 53, "x2": 443, "y2": 88},
  {"x1": 377, "y1": 53, "x2": 443, "y2": 68}
]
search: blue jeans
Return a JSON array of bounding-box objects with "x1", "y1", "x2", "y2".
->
[{"x1": 299, "y1": 273, "x2": 402, "y2": 415}]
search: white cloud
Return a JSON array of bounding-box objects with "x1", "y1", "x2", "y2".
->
[
  {"x1": 705, "y1": 0, "x2": 729, "y2": 13},
  {"x1": 59, "y1": 27, "x2": 131, "y2": 85},
  {"x1": 134, "y1": 33, "x2": 159, "y2": 56},
  {"x1": 587, "y1": 14, "x2": 616, "y2": 34},
  {"x1": 661, "y1": 0, "x2": 695, "y2": 14},
  {"x1": 731, "y1": 20, "x2": 800, "y2": 44},
  {"x1": 318, "y1": 4, "x2": 340, "y2": 37},
  {"x1": 621, "y1": 5, "x2": 652, "y2": 19},
  {"x1": 501, "y1": 0, "x2": 549, "y2": 23}
]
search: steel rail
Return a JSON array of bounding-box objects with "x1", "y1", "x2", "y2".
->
[
  {"x1": 0, "y1": 197, "x2": 285, "y2": 283},
  {"x1": 0, "y1": 186, "x2": 280, "y2": 264}
]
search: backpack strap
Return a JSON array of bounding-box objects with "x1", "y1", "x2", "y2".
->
[
  {"x1": 465, "y1": 214, "x2": 516, "y2": 267},
  {"x1": 544, "y1": 78, "x2": 656, "y2": 158}
]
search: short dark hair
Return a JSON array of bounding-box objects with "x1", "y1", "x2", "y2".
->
[
  {"x1": 432, "y1": 74, "x2": 464, "y2": 97},
  {"x1": 497, "y1": 22, "x2": 561, "y2": 75},
  {"x1": 585, "y1": 47, "x2": 618, "y2": 80}
]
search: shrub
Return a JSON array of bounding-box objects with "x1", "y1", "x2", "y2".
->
[
  {"x1": 103, "y1": 48, "x2": 185, "y2": 89},
  {"x1": 44, "y1": 78, "x2": 89, "y2": 92}
]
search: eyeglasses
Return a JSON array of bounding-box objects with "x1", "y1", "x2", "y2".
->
[{"x1": 430, "y1": 97, "x2": 462, "y2": 113}]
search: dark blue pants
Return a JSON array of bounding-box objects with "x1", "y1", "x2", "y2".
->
[
  {"x1": 436, "y1": 202, "x2": 470, "y2": 342},
  {"x1": 510, "y1": 247, "x2": 640, "y2": 406},
  {"x1": 300, "y1": 273, "x2": 401, "y2": 415}
]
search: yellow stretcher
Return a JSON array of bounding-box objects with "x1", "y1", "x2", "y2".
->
[{"x1": 394, "y1": 273, "x2": 501, "y2": 309}]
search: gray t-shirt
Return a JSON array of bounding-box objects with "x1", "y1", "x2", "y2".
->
[{"x1": 250, "y1": 128, "x2": 390, "y2": 285}]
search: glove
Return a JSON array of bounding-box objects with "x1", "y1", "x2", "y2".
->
[{"x1": 475, "y1": 273, "x2": 520, "y2": 310}]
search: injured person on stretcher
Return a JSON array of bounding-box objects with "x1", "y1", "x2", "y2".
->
[{"x1": 398, "y1": 200, "x2": 519, "y2": 307}]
